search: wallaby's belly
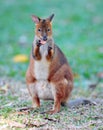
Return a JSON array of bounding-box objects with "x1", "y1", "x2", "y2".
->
[
  {"x1": 34, "y1": 57, "x2": 53, "y2": 100},
  {"x1": 35, "y1": 80, "x2": 54, "y2": 100}
]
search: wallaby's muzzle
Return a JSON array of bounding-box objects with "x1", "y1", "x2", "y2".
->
[{"x1": 43, "y1": 36, "x2": 47, "y2": 41}]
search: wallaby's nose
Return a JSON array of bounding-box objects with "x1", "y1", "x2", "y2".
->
[{"x1": 43, "y1": 36, "x2": 47, "y2": 41}]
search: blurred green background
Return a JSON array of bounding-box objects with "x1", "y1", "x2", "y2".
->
[{"x1": 0, "y1": 0, "x2": 103, "y2": 83}]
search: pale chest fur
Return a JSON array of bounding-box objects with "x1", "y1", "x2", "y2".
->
[
  {"x1": 33, "y1": 42, "x2": 54, "y2": 100},
  {"x1": 34, "y1": 52, "x2": 53, "y2": 100},
  {"x1": 34, "y1": 44, "x2": 50, "y2": 80},
  {"x1": 34, "y1": 57, "x2": 50, "y2": 80}
]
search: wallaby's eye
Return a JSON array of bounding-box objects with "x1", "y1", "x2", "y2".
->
[
  {"x1": 47, "y1": 28, "x2": 50, "y2": 32},
  {"x1": 38, "y1": 28, "x2": 41, "y2": 32}
]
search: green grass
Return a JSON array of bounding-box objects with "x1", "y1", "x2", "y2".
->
[{"x1": 0, "y1": 0, "x2": 103, "y2": 81}]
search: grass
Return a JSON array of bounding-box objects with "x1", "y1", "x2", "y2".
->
[
  {"x1": 0, "y1": 78, "x2": 103, "y2": 129},
  {"x1": 0, "y1": 0, "x2": 103, "y2": 129},
  {"x1": 0, "y1": 0, "x2": 103, "y2": 80}
]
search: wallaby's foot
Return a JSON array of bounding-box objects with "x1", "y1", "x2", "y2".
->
[
  {"x1": 32, "y1": 96, "x2": 40, "y2": 108},
  {"x1": 32, "y1": 104, "x2": 40, "y2": 109},
  {"x1": 46, "y1": 109, "x2": 60, "y2": 114},
  {"x1": 40, "y1": 109, "x2": 60, "y2": 114}
]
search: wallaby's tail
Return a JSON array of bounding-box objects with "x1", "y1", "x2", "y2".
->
[{"x1": 66, "y1": 98, "x2": 97, "y2": 108}]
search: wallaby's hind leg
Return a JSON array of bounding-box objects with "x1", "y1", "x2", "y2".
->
[
  {"x1": 48, "y1": 82, "x2": 69, "y2": 114},
  {"x1": 32, "y1": 95, "x2": 40, "y2": 108},
  {"x1": 48, "y1": 65, "x2": 73, "y2": 114},
  {"x1": 47, "y1": 95, "x2": 61, "y2": 114},
  {"x1": 28, "y1": 83, "x2": 40, "y2": 108}
]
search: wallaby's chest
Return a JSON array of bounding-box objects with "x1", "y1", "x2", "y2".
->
[
  {"x1": 34, "y1": 44, "x2": 50, "y2": 80},
  {"x1": 34, "y1": 55, "x2": 50, "y2": 80}
]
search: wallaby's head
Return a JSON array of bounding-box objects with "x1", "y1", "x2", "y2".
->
[{"x1": 32, "y1": 14, "x2": 54, "y2": 44}]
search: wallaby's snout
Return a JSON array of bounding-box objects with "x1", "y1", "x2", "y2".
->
[{"x1": 43, "y1": 35, "x2": 47, "y2": 41}]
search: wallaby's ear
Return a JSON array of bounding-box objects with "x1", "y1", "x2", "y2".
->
[
  {"x1": 48, "y1": 14, "x2": 54, "y2": 22},
  {"x1": 32, "y1": 15, "x2": 40, "y2": 24}
]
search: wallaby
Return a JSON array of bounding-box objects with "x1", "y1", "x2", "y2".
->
[{"x1": 26, "y1": 14, "x2": 93, "y2": 114}]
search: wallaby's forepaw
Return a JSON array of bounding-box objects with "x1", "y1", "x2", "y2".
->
[
  {"x1": 46, "y1": 46, "x2": 54, "y2": 60},
  {"x1": 48, "y1": 46, "x2": 54, "y2": 55},
  {"x1": 36, "y1": 40, "x2": 42, "y2": 47},
  {"x1": 47, "y1": 109, "x2": 60, "y2": 114},
  {"x1": 48, "y1": 46, "x2": 52, "y2": 51},
  {"x1": 32, "y1": 41, "x2": 41, "y2": 60}
]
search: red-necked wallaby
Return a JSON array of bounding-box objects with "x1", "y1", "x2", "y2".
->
[
  {"x1": 26, "y1": 14, "x2": 93, "y2": 114},
  {"x1": 26, "y1": 14, "x2": 73, "y2": 114}
]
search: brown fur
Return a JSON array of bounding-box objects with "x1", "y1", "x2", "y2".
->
[
  {"x1": 35, "y1": 19, "x2": 52, "y2": 39},
  {"x1": 26, "y1": 14, "x2": 73, "y2": 114}
]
